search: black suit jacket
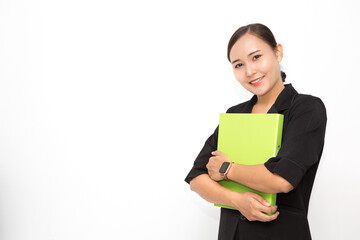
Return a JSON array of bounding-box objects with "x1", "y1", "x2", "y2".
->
[{"x1": 185, "y1": 84, "x2": 327, "y2": 240}]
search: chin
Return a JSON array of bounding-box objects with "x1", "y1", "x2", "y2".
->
[{"x1": 252, "y1": 87, "x2": 269, "y2": 97}]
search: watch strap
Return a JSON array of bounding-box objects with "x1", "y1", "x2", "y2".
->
[{"x1": 224, "y1": 162, "x2": 233, "y2": 180}]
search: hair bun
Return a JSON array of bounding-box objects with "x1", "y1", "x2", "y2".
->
[{"x1": 281, "y1": 71, "x2": 286, "y2": 82}]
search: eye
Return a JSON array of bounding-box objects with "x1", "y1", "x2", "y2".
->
[
  {"x1": 253, "y1": 55, "x2": 261, "y2": 60},
  {"x1": 234, "y1": 63, "x2": 243, "y2": 68}
]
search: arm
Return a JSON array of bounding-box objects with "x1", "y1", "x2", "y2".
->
[
  {"x1": 190, "y1": 173, "x2": 238, "y2": 206},
  {"x1": 190, "y1": 173, "x2": 279, "y2": 222},
  {"x1": 207, "y1": 151, "x2": 293, "y2": 193},
  {"x1": 228, "y1": 163, "x2": 294, "y2": 193}
]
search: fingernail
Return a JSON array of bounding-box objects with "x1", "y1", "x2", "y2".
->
[{"x1": 266, "y1": 202, "x2": 270, "y2": 207}]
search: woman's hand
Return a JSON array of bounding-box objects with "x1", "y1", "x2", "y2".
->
[
  {"x1": 232, "y1": 191, "x2": 279, "y2": 222},
  {"x1": 207, "y1": 151, "x2": 279, "y2": 222},
  {"x1": 206, "y1": 150, "x2": 231, "y2": 181}
]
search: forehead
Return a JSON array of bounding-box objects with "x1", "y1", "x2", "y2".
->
[{"x1": 229, "y1": 33, "x2": 272, "y2": 61}]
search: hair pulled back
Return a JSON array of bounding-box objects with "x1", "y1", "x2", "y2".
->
[{"x1": 227, "y1": 23, "x2": 286, "y2": 82}]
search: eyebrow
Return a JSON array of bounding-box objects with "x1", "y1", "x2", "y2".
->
[{"x1": 231, "y1": 50, "x2": 261, "y2": 64}]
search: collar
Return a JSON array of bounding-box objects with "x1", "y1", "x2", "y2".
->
[{"x1": 245, "y1": 84, "x2": 298, "y2": 113}]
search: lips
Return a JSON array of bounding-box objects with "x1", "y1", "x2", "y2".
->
[{"x1": 250, "y1": 76, "x2": 264, "y2": 86}]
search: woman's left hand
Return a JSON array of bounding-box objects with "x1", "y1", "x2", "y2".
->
[{"x1": 206, "y1": 150, "x2": 231, "y2": 181}]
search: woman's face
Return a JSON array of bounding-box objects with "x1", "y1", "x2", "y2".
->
[{"x1": 229, "y1": 33, "x2": 283, "y2": 98}]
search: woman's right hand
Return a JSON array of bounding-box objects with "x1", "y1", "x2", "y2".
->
[{"x1": 231, "y1": 191, "x2": 279, "y2": 222}]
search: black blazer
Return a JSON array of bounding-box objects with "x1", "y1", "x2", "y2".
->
[{"x1": 185, "y1": 84, "x2": 327, "y2": 240}]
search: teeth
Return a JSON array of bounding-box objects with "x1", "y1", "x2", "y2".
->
[{"x1": 251, "y1": 76, "x2": 263, "y2": 84}]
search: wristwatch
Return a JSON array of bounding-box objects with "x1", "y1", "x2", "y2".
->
[{"x1": 219, "y1": 161, "x2": 232, "y2": 180}]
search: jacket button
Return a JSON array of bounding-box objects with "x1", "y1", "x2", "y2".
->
[{"x1": 240, "y1": 215, "x2": 247, "y2": 221}]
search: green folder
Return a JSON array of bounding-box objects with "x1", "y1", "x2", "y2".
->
[{"x1": 214, "y1": 113, "x2": 284, "y2": 210}]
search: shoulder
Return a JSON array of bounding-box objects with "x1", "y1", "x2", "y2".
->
[
  {"x1": 294, "y1": 93, "x2": 325, "y2": 105},
  {"x1": 293, "y1": 94, "x2": 326, "y2": 112},
  {"x1": 290, "y1": 93, "x2": 327, "y2": 122},
  {"x1": 225, "y1": 100, "x2": 252, "y2": 113}
]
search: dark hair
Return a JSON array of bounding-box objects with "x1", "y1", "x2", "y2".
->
[{"x1": 227, "y1": 23, "x2": 286, "y2": 82}]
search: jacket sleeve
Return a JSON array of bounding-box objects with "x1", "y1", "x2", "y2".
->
[
  {"x1": 184, "y1": 106, "x2": 239, "y2": 184},
  {"x1": 264, "y1": 97, "x2": 327, "y2": 189},
  {"x1": 184, "y1": 125, "x2": 218, "y2": 184}
]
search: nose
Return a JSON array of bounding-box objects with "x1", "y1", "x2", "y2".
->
[{"x1": 245, "y1": 63, "x2": 256, "y2": 77}]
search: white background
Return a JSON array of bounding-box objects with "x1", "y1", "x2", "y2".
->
[{"x1": 0, "y1": 0, "x2": 359, "y2": 239}]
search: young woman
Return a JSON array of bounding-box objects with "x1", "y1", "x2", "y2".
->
[{"x1": 185, "y1": 23, "x2": 327, "y2": 240}]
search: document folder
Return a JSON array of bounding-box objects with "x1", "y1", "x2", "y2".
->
[{"x1": 214, "y1": 113, "x2": 283, "y2": 210}]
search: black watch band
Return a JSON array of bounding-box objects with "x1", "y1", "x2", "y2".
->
[{"x1": 219, "y1": 162, "x2": 231, "y2": 179}]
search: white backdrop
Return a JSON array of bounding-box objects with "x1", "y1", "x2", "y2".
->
[{"x1": 1, "y1": 0, "x2": 359, "y2": 239}]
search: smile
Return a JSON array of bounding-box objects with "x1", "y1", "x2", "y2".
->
[{"x1": 250, "y1": 76, "x2": 264, "y2": 86}]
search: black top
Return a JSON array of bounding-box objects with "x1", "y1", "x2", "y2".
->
[{"x1": 185, "y1": 84, "x2": 327, "y2": 240}]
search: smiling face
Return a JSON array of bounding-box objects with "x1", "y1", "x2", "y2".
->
[{"x1": 229, "y1": 33, "x2": 284, "y2": 99}]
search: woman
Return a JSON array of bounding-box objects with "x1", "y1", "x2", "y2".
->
[{"x1": 185, "y1": 23, "x2": 327, "y2": 240}]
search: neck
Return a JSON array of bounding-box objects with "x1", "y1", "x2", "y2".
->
[{"x1": 256, "y1": 80, "x2": 285, "y2": 107}]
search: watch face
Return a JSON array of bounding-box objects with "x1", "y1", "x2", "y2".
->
[{"x1": 219, "y1": 162, "x2": 230, "y2": 174}]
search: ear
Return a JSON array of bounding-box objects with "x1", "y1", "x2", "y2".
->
[{"x1": 275, "y1": 43, "x2": 283, "y2": 63}]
